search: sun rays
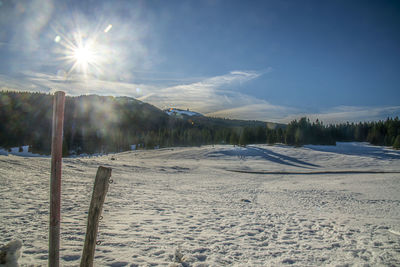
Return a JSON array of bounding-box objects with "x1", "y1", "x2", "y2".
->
[
  {"x1": 72, "y1": 44, "x2": 95, "y2": 70},
  {"x1": 53, "y1": 24, "x2": 113, "y2": 78}
]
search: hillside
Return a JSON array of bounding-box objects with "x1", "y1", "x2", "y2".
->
[
  {"x1": 0, "y1": 91, "x2": 274, "y2": 155},
  {"x1": 2, "y1": 91, "x2": 399, "y2": 155},
  {"x1": 164, "y1": 108, "x2": 284, "y2": 129}
]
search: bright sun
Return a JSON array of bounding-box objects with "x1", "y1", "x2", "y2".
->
[
  {"x1": 54, "y1": 24, "x2": 113, "y2": 77},
  {"x1": 73, "y1": 45, "x2": 94, "y2": 68},
  {"x1": 60, "y1": 38, "x2": 101, "y2": 76}
]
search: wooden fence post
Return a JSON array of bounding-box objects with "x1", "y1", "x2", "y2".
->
[
  {"x1": 80, "y1": 166, "x2": 112, "y2": 267},
  {"x1": 49, "y1": 91, "x2": 65, "y2": 267}
]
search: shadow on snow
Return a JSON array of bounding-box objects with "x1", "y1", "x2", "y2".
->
[
  {"x1": 305, "y1": 142, "x2": 400, "y2": 160},
  {"x1": 208, "y1": 145, "x2": 320, "y2": 169}
]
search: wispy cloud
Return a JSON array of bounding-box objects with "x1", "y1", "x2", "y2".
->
[
  {"x1": 138, "y1": 70, "x2": 268, "y2": 112},
  {"x1": 206, "y1": 102, "x2": 298, "y2": 122},
  {"x1": 0, "y1": 0, "x2": 158, "y2": 79},
  {"x1": 1, "y1": 70, "x2": 399, "y2": 124},
  {"x1": 0, "y1": 72, "x2": 157, "y2": 98},
  {"x1": 282, "y1": 106, "x2": 400, "y2": 124}
]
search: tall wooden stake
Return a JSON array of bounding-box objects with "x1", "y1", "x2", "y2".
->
[
  {"x1": 81, "y1": 166, "x2": 112, "y2": 267},
  {"x1": 49, "y1": 91, "x2": 65, "y2": 267}
]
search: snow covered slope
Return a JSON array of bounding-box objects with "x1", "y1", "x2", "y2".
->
[
  {"x1": 0, "y1": 143, "x2": 399, "y2": 266},
  {"x1": 0, "y1": 146, "x2": 44, "y2": 157},
  {"x1": 164, "y1": 108, "x2": 203, "y2": 117}
]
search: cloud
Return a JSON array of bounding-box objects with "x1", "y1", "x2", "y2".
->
[
  {"x1": 1, "y1": 0, "x2": 54, "y2": 53},
  {"x1": 282, "y1": 106, "x2": 400, "y2": 124},
  {"x1": 0, "y1": 72, "x2": 156, "y2": 98},
  {"x1": 206, "y1": 102, "x2": 298, "y2": 122},
  {"x1": 137, "y1": 69, "x2": 399, "y2": 123},
  {"x1": 0, "y1": 0, "x2": 158, "y2": 79},
  {"x1": 1, "y1": 69, "x2": 294, "y2": 122},
  {"x1": 1, "y1": 70, "x2": 399, "y2": 124},
  {"x1": 137, "y1": 70, "x2": 267, "y2": 111},
  {"x1": 207, "y1": 103, "x2": 400, "y2": 124}
]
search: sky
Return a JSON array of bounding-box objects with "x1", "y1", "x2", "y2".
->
[{"x1": 0, "y1": 0, "x2": 399, "y2": 123}]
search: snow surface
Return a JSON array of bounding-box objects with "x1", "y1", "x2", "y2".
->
[
  {"x1": 1, "y1": 142, "x2": 400, "y2": 266},
  {"x1": 165, "y1": 108, "x2": 202, "y2": 117},
  {"x1": 0, "y1": 146, "x2": 44, "y2": 157}
]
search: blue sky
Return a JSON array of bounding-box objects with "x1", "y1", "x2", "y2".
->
[{"x1": 0, "y1": 0, "x2": 399, "y2": 123}]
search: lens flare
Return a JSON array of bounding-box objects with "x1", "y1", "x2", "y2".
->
[
  {"x1": 104, "y1": 24, "x2": 112, "y2": 33},
  {"x1": 53, "y1": 23, "x2": 112, "y2": 78}
]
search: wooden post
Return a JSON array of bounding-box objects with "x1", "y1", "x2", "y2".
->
[
  {"x1": 49, "y1": 91, "x2": 65, "y2": 267},
  {"x1": 80, "y1": 166, "x2": 112, "y2": 267}
]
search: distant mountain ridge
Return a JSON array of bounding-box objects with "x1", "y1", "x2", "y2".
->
[
  {"x1": 0, "y1": 91, "x2": 278, "y2": 155},
  {"x1": 1, "y1": 91, "x2": 399, "y2": 154}
]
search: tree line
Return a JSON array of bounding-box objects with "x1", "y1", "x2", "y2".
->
[
  {"x1": 0, "y1": 91, "x2": 399, "y2": 155},
  {"x1": 0, "y1": 91, "x2": 268, "y2": 155},
  {"x1": 267, "y1": 117, "x2": 400, "y2": 149}
]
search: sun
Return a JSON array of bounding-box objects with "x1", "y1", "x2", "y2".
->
[
  {"x1": 73, "y1": 44, "x2": 95, "y2": 70},
  {"x1": 65, "y1": 37, "x2": 100, "y2": 75},
  {"x1": 54, "y1": 24, "x2": 113, "y2": 77},
  {"x1": 57, "y1": 36, "x2": 101, "y2": 76}
]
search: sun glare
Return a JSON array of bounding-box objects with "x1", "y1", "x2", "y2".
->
[
  {"x1": 54, "y1": 24, "x2": 113, "y2": 77},
  {"x1": 73, "y1": 45, "x2": 94, "y2": 68}
]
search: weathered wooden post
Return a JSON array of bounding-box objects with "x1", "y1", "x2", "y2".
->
[
  {"x1": 80, "y1": 166, "x2": 112, "y2": 267},
  {"x1": 49, "y1": 91, "x2": 65, "y2": 267}
]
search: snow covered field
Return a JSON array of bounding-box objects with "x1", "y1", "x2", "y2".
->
[{"x1": 1, "y1": 142, "x2": 400, "y2": 266}]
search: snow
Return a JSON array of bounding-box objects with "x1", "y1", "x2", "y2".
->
[
  {"x1": 0, "y1": 146, "x2": 44, "y2": 157},
  {"x1": 1, "y1": 142, "x2": 400, "y2": 266},
  {"x1": 165, "y1": 108, "x2": 202, "y2": 117}
]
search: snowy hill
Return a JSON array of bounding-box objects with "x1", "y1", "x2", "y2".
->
[{"x1": 164, "y1": 108, "x2": 203, "y2": 117}]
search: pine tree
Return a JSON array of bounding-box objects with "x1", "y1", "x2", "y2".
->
[{"x1": 393, "y1": 135, "x2": 400, "y2": 150}]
